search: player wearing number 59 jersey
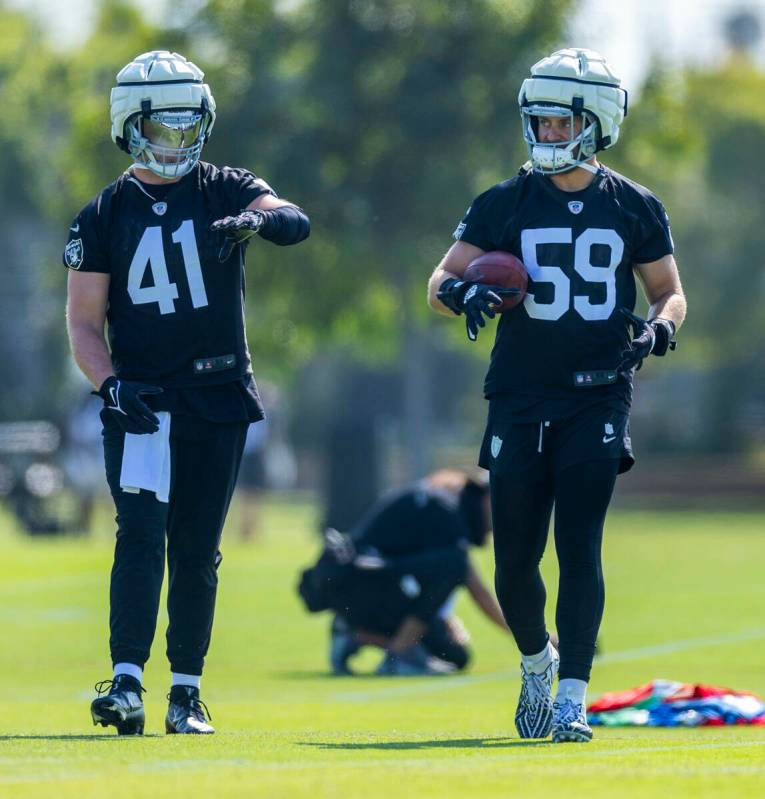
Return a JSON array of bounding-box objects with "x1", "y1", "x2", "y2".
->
[
  {"x1": 428, "y1": 49, "x2": 686, "y2": 743},
  {"x1": 64, "y1": 51, "x2": 309, "y2": 736},
  {"x1": 457, "y1": 164, "x2": 673, "y2": 416}
]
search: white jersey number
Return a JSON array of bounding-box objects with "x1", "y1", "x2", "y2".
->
[
  {"x1": 127, "y1": 220, "x2": 208, "y2": 314},
  {"x1": 521, "y1": 227, "x2": 624, "y2": 322}
]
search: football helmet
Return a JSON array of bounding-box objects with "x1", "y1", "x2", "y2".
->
[
  {"x1": 518, "y1": 48, "x2": 627, "y2": 175},
  {"x1": 110, "y1": 51, "x2": 216, "y2": 179}
]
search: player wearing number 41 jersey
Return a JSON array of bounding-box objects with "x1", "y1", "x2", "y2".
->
[
  {"x1": 429, "y1": 48, "x2": 686, "y2": 743},
  {"x1": 64, "y1": 51, "x2": 309, "y2": 735}
]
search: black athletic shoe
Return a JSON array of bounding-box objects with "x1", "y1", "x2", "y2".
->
[
  {"x1": 165, "y1": 685, "x2": 215, "y2": 734},
  {"x1": 376, "y1": 644, "x2": 456, "y2": 676},
  {"x1": 330, "y1": 616, "x2": 361, "y2": 675},
  {"x1": 91, "y1": 674, "x2": 146, "y2": 735}
]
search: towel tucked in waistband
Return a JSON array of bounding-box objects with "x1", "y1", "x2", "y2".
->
[{"x1": 119, "y1": 411, "x2": 171, "y2": 503}]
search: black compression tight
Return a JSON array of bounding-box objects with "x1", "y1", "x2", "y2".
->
[{"x1": 491, "y1": 459, "x2": 619, "y2": 681}]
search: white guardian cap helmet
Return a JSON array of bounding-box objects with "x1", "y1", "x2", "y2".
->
[
  {"x1": 110, "y1": 51, "x2": 216, "y2": 179},
  {"x1": 518, "y1": 48, "x2": 627, "y2": 175}
]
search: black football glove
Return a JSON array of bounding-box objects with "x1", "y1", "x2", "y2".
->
[
  {"x1": 618, "y1": 308, "x2": 676, "y2": 373},
  {"x1": 437, "y1": 278, "x2": 520, "y2": 342},
  {"x1": 211, "y1": 210, "x2": 265, "y2": 262},
  {"x1": 94, "y1": 376, "x2": 163, "y2": 435}
]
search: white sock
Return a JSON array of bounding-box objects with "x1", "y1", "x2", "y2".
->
[
  {"x1": 521, "y1": 639, "x2": 555, "y2": 675},
  {"x1": 556, "y1": 678, "x2": 587, "y2": 706},
  {"x1": 113, "y1": 662, "x2": 142, "y2": 683},
  {"x1": 171, "y1": 672, "x2": 201, "y2": 689}
]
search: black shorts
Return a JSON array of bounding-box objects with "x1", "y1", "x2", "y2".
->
[
  {"x1": 333, "y1": 548, "x2": 468, "y2": 634},
  {"x1": 479, "y1": 400, "x2": 634, "y2": 476}
]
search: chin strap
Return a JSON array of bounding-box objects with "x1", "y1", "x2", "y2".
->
[
  {"x1": 575, "y1": 160, "x2": 600, "y2": 175},
  {"x1": 528, "y1": 155, "x2": 599, "y2": 176}
]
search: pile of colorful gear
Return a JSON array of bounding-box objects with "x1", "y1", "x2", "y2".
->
[{"x1": 588, "y1": 680, "x2": 765, "y2": 727}]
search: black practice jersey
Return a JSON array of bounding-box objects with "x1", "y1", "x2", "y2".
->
[
  {"x1": 454, "y1": 166, "x2": 674, "y2": 420},
  {"x1": 63, "y1": 161, "x2": 274, "y2": 388},
  {"x1": 352, "y1": 484, "x2": 470, "y2": 557}
]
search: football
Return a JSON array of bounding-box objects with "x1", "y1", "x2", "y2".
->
[{"x1": 464, "y1": 251, "x2": 528, "y2": 312}]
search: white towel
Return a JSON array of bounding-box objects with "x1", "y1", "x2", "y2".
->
[{"x1": 119, "y1": 412, "x2": 172, "y2": 503}]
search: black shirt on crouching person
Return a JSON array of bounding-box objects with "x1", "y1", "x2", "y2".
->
[{"x1": 298, "y1": 470, "x2": 511, "y2": 675}]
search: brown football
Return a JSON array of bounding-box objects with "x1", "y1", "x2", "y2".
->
[{"x1": 464, "y1": 251, "x2": 528, "y2": 312}]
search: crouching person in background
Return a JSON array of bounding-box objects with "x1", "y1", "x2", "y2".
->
[{"x1": 298, "y1": 469, "x2": 512, "y2": 675}]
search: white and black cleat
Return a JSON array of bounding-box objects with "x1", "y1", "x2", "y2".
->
[
  {"x1": 91, "y1": 674, "x2": 146, "y2": 735},
  {"x1": 552, "y1": 698, "x2": 593, "y2": 743},
  {"x1": 514, "y1": 648, "x2": 560, "y2": 739},
  {"x1": 165, "y1": 685, "x2": 215, "y2": 734}
]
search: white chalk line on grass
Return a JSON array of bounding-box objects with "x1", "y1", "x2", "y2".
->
[
  {"x1": 1, "y1": 739, "x2": 763, "y2": 783},
  {"x1": 333, "y1": 626, "x2": 765, "y2": 702}
]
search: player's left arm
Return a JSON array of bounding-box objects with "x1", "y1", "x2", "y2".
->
[
  {"x1": 464, "y1": 559, "x2": 510, "y2": 633},
  {"x1": 212, "y1": 192, "x2": 310, "y2": 261},
  {"x1": 618, "y1": 254, "x2": 686, "y2": 372},
  {"x1": 244, "y1": 194, "x2": 290, "y2": 211},
  {"x1": 634, "y1": 253, "x2": 687, "y2": 332},
  {"x1": 243, "y1": 192, "x2": 310, "y2": 244}
]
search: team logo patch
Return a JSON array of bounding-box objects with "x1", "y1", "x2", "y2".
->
[
  {"x1": 64, "y1": 238, "x2": 84, "y2": 269},
  {"x1": 568, "y1": 201, "x2": 584, "y2": 215},
  {"x1": 152, "y1": 202, "x2": 168, "y2": 216},
  {"x1": 491, "y1": 435, "x2": 503, "y2": 458},
  {"x1": 453, "y1": 221, "x2": 466, "y2": 240}
]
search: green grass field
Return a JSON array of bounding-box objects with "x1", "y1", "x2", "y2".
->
[{"x1": 1, "y1": 498, "x2": 764, "y2": 798}]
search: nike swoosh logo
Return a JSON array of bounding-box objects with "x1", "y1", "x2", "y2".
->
[
  {"x1": 70, "y1": 223, "x2": 80, "y2": 232},
  {"x1": 602, "y1": 435, "x2": 616, "y2": 443}
]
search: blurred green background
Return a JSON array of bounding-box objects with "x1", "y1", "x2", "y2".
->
[
  {"x1": 0, "y1": 3, "x2": 763, "y2": 794},
  {"x1": 0, "y1": 0, "x2": 764, "y2": 535}
]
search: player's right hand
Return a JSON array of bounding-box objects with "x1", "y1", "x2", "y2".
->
[
  {"x1": 211, "y1": 210, "x2": 265, "y2": 262},
  {"x1": 95, "y1": 376, "x2": 163, "y2": 435},
  {"x1": 437, "y1": 278, "x2": 519, "y2": 341}
]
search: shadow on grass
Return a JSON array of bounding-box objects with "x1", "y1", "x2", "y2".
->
[
  {"x1": 0, "y1": 734, "x2": 163, "y2": 741},
  {"x1": 300, "y1": 738, "x2": 550, "y2": 751}
]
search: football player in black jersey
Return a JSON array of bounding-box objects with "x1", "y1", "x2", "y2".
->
[
  {"x1": 298, "y1": 469, "x2": 512, "y2": 676},
  {"x1": 428, "y1": 49, "x2": 686, "y2": 743},
  {"x1": 64, "y1": 51, "x2": 309, "y2": 735}
]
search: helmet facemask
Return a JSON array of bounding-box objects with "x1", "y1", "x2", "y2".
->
[
  {"x1": 125, "y1": 108, "x2": 211, "y2": 179},
  {"x1": 521, "y1": 104, "x2": 599, "y2": 175}
]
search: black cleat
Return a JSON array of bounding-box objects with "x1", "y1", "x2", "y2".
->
[
  {"x1": 91, "y1": 674, "x2": 146, "y2": 735},
  {"x1": 165, "y1": 685, "x2": 215, "y2": 734}
]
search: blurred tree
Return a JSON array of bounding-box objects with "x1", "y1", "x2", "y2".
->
[
  {"x1": 0, "y1": 10, "x2": 67, "y2": 419},
  {"x1": 193, "y1": 0, "x2": 573, "y2": 369},
  {"x1": 0, "y1": 1, "x2": 175, "y2": 419},
  {"x1": 190, "y1": 0, "x2": 573, "y2": 476},
  {"x1": 605, "y1": 51, "x2": 765, "y2": 452},
  {"x1": 4, "y1": 0, "x2": 762, "y2": 477},
  {"x1": 53, "y1": 0, "x2": 185, "y2": 217}
]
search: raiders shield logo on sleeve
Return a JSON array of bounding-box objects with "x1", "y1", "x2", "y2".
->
[{"x1": 64, "y1": 238, "x2": 84, "y2": 269}]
